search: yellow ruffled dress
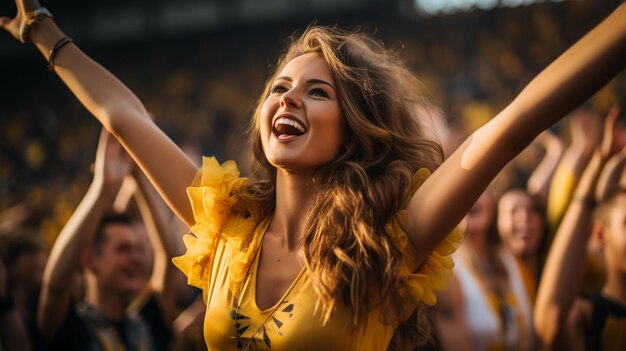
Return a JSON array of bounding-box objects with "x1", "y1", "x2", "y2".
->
[{"x1": 173, "y1": 157, "x2": 462, "y2": 351}]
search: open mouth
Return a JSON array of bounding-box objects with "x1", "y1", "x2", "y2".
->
[
  {"x1": 123, "y1": 266, "x2": 145, "y2": 279},
  {"x1": 272, "y1": 117, "x2": 306, "y2": 139},
  {"x1": 512, "y1": 226, "x2": 532, "y2": 239}
]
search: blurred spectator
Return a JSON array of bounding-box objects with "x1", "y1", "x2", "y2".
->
[
  {"x1": 547, "y1": 109, "x2": 600, "y2": 234},
  {"x1": 0, "y1": 225, "x2": 47, "y2": 349},
  {"x1": 2, "y1": 1, "x2": 624, "y2": 243},
  {"x1": 433, "y1": 191, "x2": 535, "y2": 351},
  {"x1": 497, "y1": 189, "x2": 547, "y2": 305},
  {"x1": 37, "y1": 130, "x2": 178, "y2": 351},
  {"x1": 535, "y1": 107, "x2": 626, "y2": 350}
]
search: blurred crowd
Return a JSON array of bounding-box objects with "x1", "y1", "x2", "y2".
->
[{"x1": 1, "y1": 0, "x2": 625, "y2": 350}]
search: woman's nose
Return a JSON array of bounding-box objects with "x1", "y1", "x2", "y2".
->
[
  {"x1": 279, "y1": 88, "x2": 302, "y2": 108},
  {"x1": 514, "y1": 208, "x2": 530, "y2": 223}
]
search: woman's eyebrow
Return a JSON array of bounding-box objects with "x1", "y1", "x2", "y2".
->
[
  {"x1": 307, "y1": 79, "x2": 336, "y2": 92},
  {"x1": 275, "y1": 76, "x2": 336, "y2": 92}
]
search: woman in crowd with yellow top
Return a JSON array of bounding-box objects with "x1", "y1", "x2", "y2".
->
[{"x1": 2, "y1": 0, "x2": 625, "y2": 349}]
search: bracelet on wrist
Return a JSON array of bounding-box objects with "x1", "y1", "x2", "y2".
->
[
  {"x1": 19, "y1": 7, "x2": 53, "y2": 44},
  {"x1": 48, "y1": 36, "x2": 74, "y2": 71}
]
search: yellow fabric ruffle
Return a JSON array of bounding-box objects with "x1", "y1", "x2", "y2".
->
[
  {"x1": 173, "y1": 159, "x2": 462, "y2": 309},
  {"x1": 172, "y1": 156, "x2": 258, "y2": 298},
  {"x1": 385, "y1": 168, "x2": 463, "y2": 309}
]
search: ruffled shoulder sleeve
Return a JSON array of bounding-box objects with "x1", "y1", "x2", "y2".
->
[
  {"x1": 172, "y1": 156, "x2": 257, "y2": 294},
  {"x1": 385, "y1": 168, "x2": 464, "y2": 312}
]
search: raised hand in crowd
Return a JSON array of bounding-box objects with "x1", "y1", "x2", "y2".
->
[
  {"x1": 38, "y1": 129, "x2": 177, "y2": 350},
  {"x1": 546, "y1": 109, "x2": 601, "y2": 232},
  {"x1": 2, "y1": 0, "x2": 626, "y2": 349},
  {"x1": 534, "y1": 106, "x2": 626, "y2": 351},
  {"x1": 527, "y1": 130, "x2": 564, "y2": 208}
]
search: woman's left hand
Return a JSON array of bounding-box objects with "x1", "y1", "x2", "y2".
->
[{"x1": 0, "y1": 0, "x2": 43, "y2": 43}]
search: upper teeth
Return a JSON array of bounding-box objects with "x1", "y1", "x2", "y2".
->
[{"x1": 275, "y1": 117, "x2": 306, "y2": 133}]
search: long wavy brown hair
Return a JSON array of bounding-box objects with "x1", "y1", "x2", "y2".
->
[{"x1": 235, "y1": 26, "x2": 444, "y2": 349}]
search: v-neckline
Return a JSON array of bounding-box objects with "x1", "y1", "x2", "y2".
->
[{"x1": 249, "y1": 221, "x2": 307, "y2": 313}]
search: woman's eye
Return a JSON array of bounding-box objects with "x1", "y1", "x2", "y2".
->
[
  {"x1": 270, "y1": 85, "x2": 288, "y2": 94},
  {"x1": 309, "y1": 88, "x2": 329, "y2": 98}
]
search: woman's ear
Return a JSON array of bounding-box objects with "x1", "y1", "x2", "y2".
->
[{"x1": 592, "y1": 221, "x2": 606, "y2": 249}]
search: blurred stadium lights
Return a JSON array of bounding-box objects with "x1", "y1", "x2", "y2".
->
[
  {"x1": 1, "y1": 0, "x2": 382, "y2": 59},
  {"x1": 414, "y1": 0, "x2": 566, "y2": 15},
  {"x1": 85, "y1": 0, "x2": 380, "y2": 42}
]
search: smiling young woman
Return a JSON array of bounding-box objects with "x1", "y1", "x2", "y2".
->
[
  {"x1": 1, "y1": 1, "x2": 625, "y2": 350},
  {"x1": 259, "y1": 52, "x2": 346, "y2": 173}
]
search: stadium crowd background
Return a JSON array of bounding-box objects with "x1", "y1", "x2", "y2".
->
[{"x1": 0, "y1": 0, "x2": 624, "y2": 248}]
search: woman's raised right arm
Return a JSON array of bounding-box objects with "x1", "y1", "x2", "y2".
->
[{"x1": 0, "y1": 1, "x2": 198, "y2": 226}]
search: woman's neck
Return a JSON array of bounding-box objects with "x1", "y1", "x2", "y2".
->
[
  {"x1": 517, "y1": 253, "x2": 538, "y2": 278},
  {"x1": 271, "y1": 170, "x2": 320, "y2": 250},
  {"x1": 603, "y1": 268, "x2": 626, "y2": 306},
  {"x1": 84, "y1": 277, "x2": 131, "y2": 322}
]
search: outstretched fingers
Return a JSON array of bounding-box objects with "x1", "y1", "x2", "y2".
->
[
  {"x1": 600, "y1": 105, "x2": 623, "y2": 160},
  {"x1": 0, "y1": 0, "x2": 45, "y2": 41}
]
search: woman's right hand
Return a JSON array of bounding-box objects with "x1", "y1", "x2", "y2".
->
[{"x1": 0, "y1": 0, "x2": 43, "y2": 43}]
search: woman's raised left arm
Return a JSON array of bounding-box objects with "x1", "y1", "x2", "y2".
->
[{"x1": 405, "y1": 5, "x2": 626, "y2": 265}]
